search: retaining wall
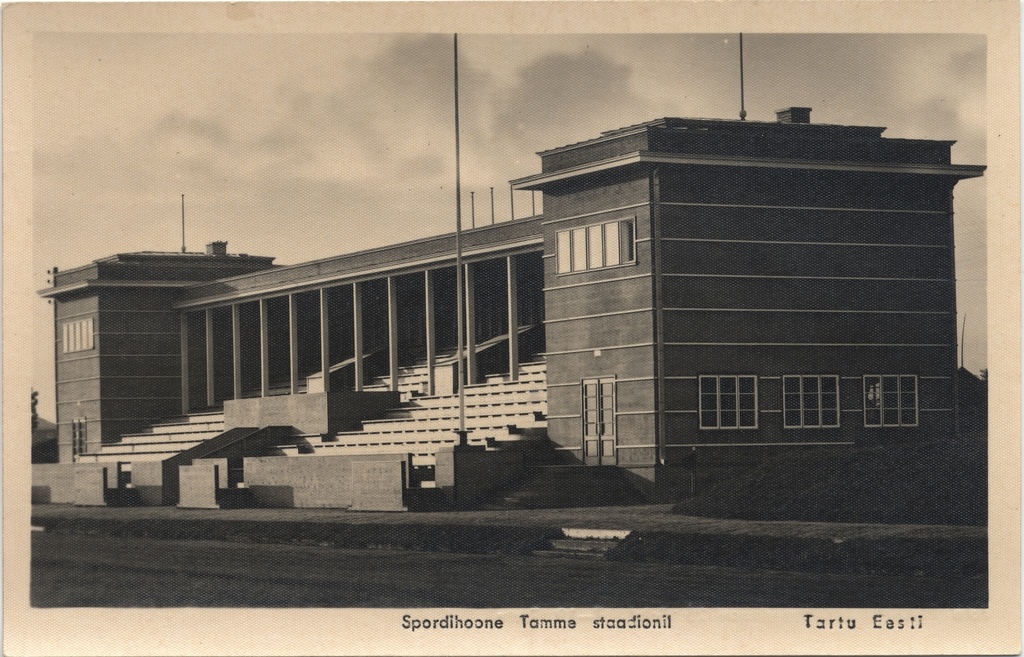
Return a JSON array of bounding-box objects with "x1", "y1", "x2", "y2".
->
[
  {"x1": 32, "y1": 463, "x2": 77, "y2": 504},
  {"x1": 244, "y1": 453, "x2": 407, "y2": 510}
]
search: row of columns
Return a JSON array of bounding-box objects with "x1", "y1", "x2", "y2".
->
[{"x1": 181, "y1": 257, "x2": 522, "y2": 413}]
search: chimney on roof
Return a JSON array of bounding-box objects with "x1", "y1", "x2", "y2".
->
[
  {"x1": 206, "y1": 241, "x2": 228, "y2": 256},
  {"x1": 776, "y1": 107, "x2": 812, "y2": 124}
]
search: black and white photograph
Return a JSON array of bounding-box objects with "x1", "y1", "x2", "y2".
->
[{"x1": 5, "y1": 2, "x2": 1019, "y2": 655}]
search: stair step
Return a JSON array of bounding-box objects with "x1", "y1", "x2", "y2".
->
[
  {"x1": 549, "y1": 538, "x2": 619, "y2": 553},
  {"x1": 530, "y1": 549, "x2": 608, "y2": 560},
  {"x1": 142, "y1": 422, "x2": 225, "y2": 436},
  {"x1": 492, "y1": 466, "x2": 646, "y2": 509},
  {"x1": 119, "y1": 430, "x2": 223, "y2": 444}
]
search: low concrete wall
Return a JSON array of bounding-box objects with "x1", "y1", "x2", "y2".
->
[
  {"x1": 436, "y1": 447, "x2": 525, "y2": 507},
  {"x1": 224, "y1": 391, "x2": 400, "y2": 435},
  {"x1": 32, "y1": 463, "x2": 77, "y2": 504},
  {"x1": 244, "y1": 454, "x2": 408, "y2": 510},
  {"x1": 349, "y1": 460, "x2": 406, "y2": 511},
  {"x1": 178, "y1": 462, "x2": 220, "y2": 509},
  {"x1": 130, "y1": 461, "x2": 165, "y2": 506},
  {"x1": 74, "y1": 464, "x2": 113, "y2": 506}
]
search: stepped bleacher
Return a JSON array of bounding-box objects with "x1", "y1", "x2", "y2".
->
[
  {"x1": 77, "y1": 361, "x2": 549, "y2": 473},
  {"x1": 289, "y1": 361, "x2": 549, "y2": 462},
  {"x1": 77, "y1": 412, "x2": 227, "y2": 463}
]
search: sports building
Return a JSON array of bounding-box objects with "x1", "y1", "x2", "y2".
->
[{"x1": 36, "y1": 107, "x2": 985, "y2": 509}]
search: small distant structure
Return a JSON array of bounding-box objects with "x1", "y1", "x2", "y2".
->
[
  {"x1": 958, "y1": 368, "x2": 988, "y2": 438},
  {"x1": 32, "y1": 417, "x2": 59, "y2": 464}
]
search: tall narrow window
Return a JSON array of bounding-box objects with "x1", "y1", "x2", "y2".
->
[
  {"x1": 62, "y1": 318, "x2": 95, "y2": 353},
  {"x1": 587, "y1": 224, "x2": 604, "y2": 270},
  {"x1": 556, "y1": 231, "x2": 572, "y2": 275},
  {"x1": 699, "y1": 375, "x2": 758, "y2": 429},
  {"x1": 864, "y1": 375, "x2": 918, "y2": 427},
  {"x1": 71, "y1": 419, "x2": 88, "y2": 458},
  {"x1": 571, "y1": 227, "x2": 587, "y2": 272},
  {"x1": 604, "y1": 221, "x2": 621, "y2": 266},
  {"x1": 783, "y1": 375, "x2": 840, "y2": 428},
  {"x1": 582, "y1": 377, "x2": 616, "y2": 464}
]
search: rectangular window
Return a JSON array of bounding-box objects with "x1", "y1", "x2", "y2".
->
[
  {"x1": 556, "y1": 218, "x2": 636, "y2": 274},
  {"x1": 71, "y1": 418, "x2": 88, "y2": 458},
  {"x1": 587, "y1": 224, "x2": 604, "y2": 270},
  {"x1": 783, "y1": 375, "x2": 840, "y2": 428},
  {"x1": 604, "y1": 221, "x2": 621, "y2": 266},
  {"x1": 556, "y1": 230, "x2": 571, "y2": 274},
  {"x1": 571, "y1": 227, "x2": 587, "y2": 272},
  {"x1": 62, "y1": 318, "x2": 95, "y2": 353},
  {"x1": 582, "y1": 377, "x2": 616, "y2": 463},
  {"x1": 863, "y1": 374, "x2": 918, "y2": 427},
  {"x1": 699, "y1": 375, "x2": 758, "y2": 429}
]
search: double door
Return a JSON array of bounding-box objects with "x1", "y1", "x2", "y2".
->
[{"x1": 582, "y1": 377, "x2": 616, "y2": 465}]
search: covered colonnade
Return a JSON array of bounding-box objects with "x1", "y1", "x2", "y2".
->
[{"x1": 179, "y1": 234, "x2": 545, "y2": 414}]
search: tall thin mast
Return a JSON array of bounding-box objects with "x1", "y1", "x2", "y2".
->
[
  {"x1": 453, "y1": 34, "x2": 467, "y2": 439},
  {"x1": 181, "y1": 194, "x2": 186, "y2": 252},
  {"x1": 738, "y1": 33, "x2": 747, "y2": 121},
  {"x1": 960, "y1": 314, "x2": 967, "y2": 368}
]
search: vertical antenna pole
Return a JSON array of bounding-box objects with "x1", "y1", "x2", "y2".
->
[
  {"x1": 960, "y1": 314, "x2": 967, "y2": 369},
  {"x1": 181, "y1": 194, "x2": 186, "y2": 252},
  {"x1": 490, "y1": 186, "x2": 495, "y2": 225},
  {"x1": 470, "y1": 191, "x2": 476, "y2": 228},
  {"x1": 453, "y1": 34, "x2": 467, "y2": 440},
  {"x1": 739, "y1": 33, "x2": 747, "y2": 121}
]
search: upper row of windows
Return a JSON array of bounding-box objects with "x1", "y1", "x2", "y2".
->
[
  {"x1": 556, "y1": 219, "x2": 636, "y2": 274},
  {"x1": 62, "y1": 318, "x2": 95, "y2": 354},
  {"x1": 699, "y1": 374, "x2": 919, "y2": 430}
]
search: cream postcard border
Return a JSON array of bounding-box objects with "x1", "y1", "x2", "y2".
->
[{"x1": 3, "y1": 2, "x2": 1019, "y2": 655}]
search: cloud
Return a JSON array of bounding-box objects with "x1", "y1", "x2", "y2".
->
[
  {"x1": 492, "y1": 49, "x2": 652, "y2": 148},
  {"x1": 31, "y1": 32, "x2": 991, "y2": 386}
]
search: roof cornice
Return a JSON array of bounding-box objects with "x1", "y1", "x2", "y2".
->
[
  {"x1": 38, "y1": 279, "x2": 200, "y2": 298},
  {"x1": 512, "y1": 151, "x2": 986, "y2": 190}
]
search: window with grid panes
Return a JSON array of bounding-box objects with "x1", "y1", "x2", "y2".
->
[
  {"x1": 699, "y1": 375, "x2": 758, "y2": 429},
  {"x1": 556, "y1": 219, "x2": 635, "y2": 274},
  {"x1": 783, "y1": 375, "x2": 840, "y2": 428},
  {"x1": 863, "y1": 375, "x2": 918, "y2": 427}
]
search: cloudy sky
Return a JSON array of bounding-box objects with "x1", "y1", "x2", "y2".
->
[{"x1": 32, "y1": 32, "x2": 987, "y2": 416}]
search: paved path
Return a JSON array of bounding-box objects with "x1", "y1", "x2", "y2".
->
[{"x1": 32, "y1": 503, "x2": 985, "y2": 541}]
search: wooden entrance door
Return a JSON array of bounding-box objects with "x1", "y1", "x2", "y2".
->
[{"x1": 582, "y1": 377, "x2": 616, "y2": 465}]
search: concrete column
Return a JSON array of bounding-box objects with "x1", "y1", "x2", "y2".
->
[
  {"x1": 205, "y1": 308, "x2": 215, "y2": 408},
  {"x1": 180, "y1": 313, "x2": 190, "y2": 415},
  {"x1": 507, "y1": 255, "x2": 519, "y2": 381},
  {"x1": 231, "y1": 304, "x2": 242, "y2": 400},
  {"x1": 464, "y1": 263, "x2": 477, "y2": 385},
  {"x1": 352, "y1": 283, "x2": 364, "y2": 392},
  {"x1": 259, "y1": 298, "x2": 269, "y2": 397},
  {"x1": 289, "y1": 294, "x2": 299, "y2": 395},
  {"x1": 387, "y1": 277, "x2": 399, "y2": 391},
  {"x1": 319, "y1": 288, "x2": 331, "y2": 393},
  {"x1": 424, "y1": 270, "x2": 436, "y2": 396}
]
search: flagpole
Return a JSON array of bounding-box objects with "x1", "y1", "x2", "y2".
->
[
  {"x1": 453, "y1": 34, "x2": 467, "y2": 443},
  {"x1": 738, "y1": 33, "x2": 747, "y2": 121},
  {"x1": 181, "y1": 194, "x2": 186, "y2": 252}
]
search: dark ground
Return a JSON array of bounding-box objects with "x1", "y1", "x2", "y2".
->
[
  {"x1": 31, "y1": 532, "x2": 986, "y2": 608},
  {"x1": 673, "y1": 439, "x2": 987, "y2": 526}
]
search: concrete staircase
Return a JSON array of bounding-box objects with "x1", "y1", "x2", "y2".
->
[
  {"x1": 78, "y1": 360, "x2": 550, "y2": 504},
  {"x1": 488, "y1": 465, "x2": 646, "y2": 509},
  {"x1": 531, "y1": 528, "x2": 631, "y2": 560},
  {"x1": 294, "y1": 361, "x2": 549, "y2": 464},
  {"x1": 77, "y1": 412, "x2": 227, "y2": 463}
]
